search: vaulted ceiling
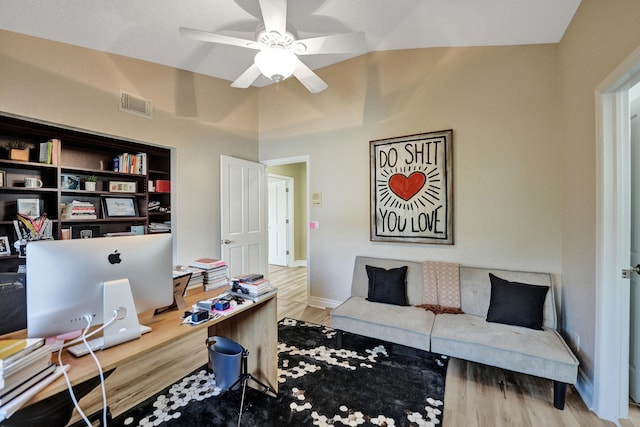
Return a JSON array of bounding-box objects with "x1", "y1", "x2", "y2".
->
[{"x1": 0, "y1": 0, "x2": 581, "y2": 88}]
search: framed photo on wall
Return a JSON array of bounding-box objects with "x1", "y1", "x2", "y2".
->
[
  {"x1": 102, "y1": 196, "x2": 138, "y2": 217},
  {"x1": 370, "y1": 129, "x2": 454, "y2": 244}
]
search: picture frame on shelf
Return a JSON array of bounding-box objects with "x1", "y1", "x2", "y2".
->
[
  {"x1": 0, "y1": 236, "x2": 10, "y2": 256},
  {"x1": 70, "y1": 225, "x2": 100, "y2": 239},
  {"x1": 60, "y1": 174, "x2": 80, "y2": 190},
  {"x1": 16, "y1": 199, "x2": 41, "y2": 217},
  {"x1": 108, "y1": 181, "x2": 137, "y2": 193},
  {"x1": 102, "y1": 196, "x2": 137, "y2": 217}
]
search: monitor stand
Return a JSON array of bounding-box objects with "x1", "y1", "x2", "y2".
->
[{"x1": 102, "y1": 278, "x2": 142, "y2": 349}]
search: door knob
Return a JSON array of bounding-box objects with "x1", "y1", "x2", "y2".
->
[
  {"x1": 622, "y1": 264, "x2": 640, "y2": 278},
  {"x1": 222, "y1": 239, "x2": 231, "y2": 245}
]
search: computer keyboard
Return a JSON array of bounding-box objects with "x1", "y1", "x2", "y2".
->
[{"x1": 67, "y1": 324, "x2": 152, "y2": 357}]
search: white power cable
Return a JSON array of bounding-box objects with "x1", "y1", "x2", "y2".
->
[{"x1": 59, "y1": 310, "x2": 118, "y2": 426}]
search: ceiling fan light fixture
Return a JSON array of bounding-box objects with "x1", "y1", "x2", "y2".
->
[{"x1": 254, "y1": 48, "x2": 297, "y2": 83}]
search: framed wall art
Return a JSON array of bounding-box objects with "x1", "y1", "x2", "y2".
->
[{"x1": 370, "y1": 129, "x2": 454, "y2": 244}]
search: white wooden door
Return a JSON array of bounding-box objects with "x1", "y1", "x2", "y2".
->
[
  {"x1": 268, "y1": 175, "x2": 291, "y2": 266},
  {"x1": 630, "y1": 98, "x2": 640, "y2": 402},
  {"x1": 220, "y1": 155, "x2": 267, "y2": 279}
]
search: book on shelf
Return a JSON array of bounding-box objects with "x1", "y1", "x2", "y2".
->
[
  {"x1": 0, "y1": 339, "x2": 44, "y2": 371},
  {"x1": 149, "y1": 222, "x2": 171, "y2": 232},
  {"x1": 0, "y1": 363, "x2": 56, "y2": 407},
  {"x1": 113, "y1": 152, "x2": 147, "y2": 175},
  {"x1": 189, "y1": 258, "x2": 227, "y2": 270},
  {"x1": 38, "y1": 141, "x2": 51, "y2": 164},
  {"x1": 61, "y1": 200, "x2": 97, "y2": 220},
  {"x1": 38, "y1": 139, "x2": 60, "y2": 165}
]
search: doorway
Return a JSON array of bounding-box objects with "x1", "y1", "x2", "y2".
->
[
  {"x1": 631, "y1": 88, "x2": 640, "y2": 404},
  {"x1": 263, "y1": 156, "x2": 310, "y2": 304},
  {"x1": 594, "y1": 47, "x2": 640, "y2": 422},
  {"x1": 268, "y1": 174, "x2": 293, "y2": 266}
]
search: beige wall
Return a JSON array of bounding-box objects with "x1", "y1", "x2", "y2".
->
[
  {"x1": 260, "y1": 44, "x2": 564, "y2": 306},
  {"x1": 267, "y1": 163, "x2": 307, "y2": 262},
  {"x1": 558, "y1": 0, "x2": 640, "y2": 385},
  {"x1": 0, "y1": 30, "x2": 260, "y2": 265}
]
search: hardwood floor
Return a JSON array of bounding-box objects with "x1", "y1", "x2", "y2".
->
[
  {"x1": 269, "y1": 264, "x2": 639, "y2": 427},
  {"x1": 269, "y1": 264, "x2": 331, "y2": 326}
]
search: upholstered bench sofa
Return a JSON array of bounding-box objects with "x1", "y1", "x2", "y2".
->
[{"x1": 331, "y1": 256, "x2": 579, "y2": 409}]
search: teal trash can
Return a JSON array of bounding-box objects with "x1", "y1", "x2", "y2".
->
[{"x1": 207, "y1": 336, "x2": 243, "y2": 391}]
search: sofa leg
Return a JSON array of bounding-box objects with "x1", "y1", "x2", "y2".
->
[
  {"x1": 336, "y1": 330, "x2": 343, "y2": 349},
  {"x1": 553, "y1": 381, "x2": 567, "y2": 410}
]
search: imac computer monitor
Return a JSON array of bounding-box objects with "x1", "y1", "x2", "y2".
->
[{"x1": 26, "y1": 234, "x2": 173, "y2": 347}]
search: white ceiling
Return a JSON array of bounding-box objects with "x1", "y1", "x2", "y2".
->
[{"x1": 0, "y1": 0, "x2": 581, "y2": 88}]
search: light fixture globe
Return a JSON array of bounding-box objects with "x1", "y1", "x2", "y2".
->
[{"x1": 254, "y1": 47, "x2": 297, "y2": 82}]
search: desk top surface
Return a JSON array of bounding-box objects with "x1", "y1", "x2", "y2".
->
[{"x1": 1, "y1": 286, "x2": 276, "y2": 403}]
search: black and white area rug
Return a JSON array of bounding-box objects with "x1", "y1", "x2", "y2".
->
[{"x1": 112, "y1": 318, "x2": 448, "y2": 427}]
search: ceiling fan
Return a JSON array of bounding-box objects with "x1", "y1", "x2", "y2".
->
[{"x1": 179, "y1": 0, "x2": 365, "y2": 93}]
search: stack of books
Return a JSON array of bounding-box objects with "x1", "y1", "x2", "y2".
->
[
  {"x1": 149, "y1": 221, "x2": 171, "y2": 233},
  {"x1": 233, "y1": 274, "x2": 276, "y2": 298},
  {"x1": 174, "y1": 265, "x2": 204, "y2": 287},
  {"x1": 189, "y1": 258, "x2": 229, "y2": 291},
  {"x1": 61, "y1": 200, "x2": 97, "y2": 220},
  {"x1": 0, "y1": 338, "x2": 56, "y2": 409}
]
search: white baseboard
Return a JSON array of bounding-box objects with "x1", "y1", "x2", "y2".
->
[
  {"x1": 308, "y1": 296, "x2": 342, "y2": 309},
  {"x1": 292, "y1": 259, "x2": 307, "y2": 267},
  {"x1": 575, "y1": 365, "x2": 594, "y2": 413}
]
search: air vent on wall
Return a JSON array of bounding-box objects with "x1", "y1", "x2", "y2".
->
[{"x1": 119, "y1": 90, "x2": 152, "y2": 119}]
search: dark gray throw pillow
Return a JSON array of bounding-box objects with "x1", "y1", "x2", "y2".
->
[
  {"x1": 365, "y1": 265, "x2": 409, "y2": 306},
  {"x1": 486, "y1": 273, "x2": 549, "y2": 330}
]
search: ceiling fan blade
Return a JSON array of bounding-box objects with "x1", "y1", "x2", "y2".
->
[
  {"x1": 292, "y1": 58, "x2": 328, "y2": 93},
  {"x1": 259, "y1": 0, "x2": 287, "y2": 36},
  {"x1": 179, "y1": 27, "x2": 259, "y2": 50},
  {"x1": 295, "y1": 32, "x2": 366, "y2": 56},
  {"x1": 231, "y1": 64, "x2": 262, "y2": 88}
]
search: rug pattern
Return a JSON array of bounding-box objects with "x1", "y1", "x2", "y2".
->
[{"x1": 112, "y1": 318, "x2": 448, "y2": 427}]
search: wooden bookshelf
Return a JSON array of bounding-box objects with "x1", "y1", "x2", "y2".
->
[{"x1": 0, "y1": 112, "x2": 171, "y2": 272}]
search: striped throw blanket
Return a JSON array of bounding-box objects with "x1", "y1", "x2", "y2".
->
[{"x1": 418, "y1": 261, "x2": 463, "y2": 314}]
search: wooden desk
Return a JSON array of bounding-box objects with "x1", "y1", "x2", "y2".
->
[{"x1": 14, "y1": 288, "x2": 278, "y2": 425}]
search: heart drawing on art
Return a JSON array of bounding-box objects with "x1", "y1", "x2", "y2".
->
[{"x1": 388, "y1": 172, "x2": 426, "y2": 201}]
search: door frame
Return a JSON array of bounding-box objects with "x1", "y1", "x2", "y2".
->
[
  {"x1": 268, "y1": 173, "x2": 294, "y2": 266},
  {"x1": 262, "y1": 155, "x2": 310, "y2": 294},
  {"x1": 594, "y1": 46, "x2": 640, "y2": 422}
]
